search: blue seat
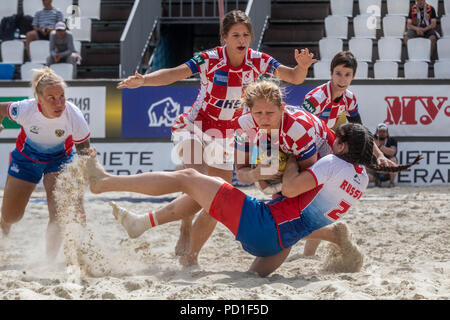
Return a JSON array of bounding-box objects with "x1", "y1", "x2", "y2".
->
[{"x1": 0, "y1": 64, "x2": 15, "y2": 80}]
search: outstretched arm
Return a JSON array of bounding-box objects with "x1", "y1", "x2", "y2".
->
[
  {"x1": 274, "y1": 48, "x2": 317, "y2": 85},
  {"x1": 117, "y1": 64, "x2": 193, "y2": 89},
  {"x1": 0, "y1": 102, "x2": 12, "y2": 133},
  {"x1": 281, "y1": 155, "x2": 317, "y2": 198}
]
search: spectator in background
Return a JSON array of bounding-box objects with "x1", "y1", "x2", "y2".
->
[
  {"x1": 404, "y1": 0, "x2": 439, "y2": 59},
  {"x1": 26, "y1": 0, "x2": 64, "y2": 59},
  {"x1": 368, "y1": 123, "x2": 398, "y2": 188},
  {"x1": 47, "y1": 22, "x2": 78, "y2": 78}
]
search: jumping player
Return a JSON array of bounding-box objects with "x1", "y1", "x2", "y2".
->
[
  {"x1": 0, "y1": 67, "x2": 90, "y2": 260},
  {"x1": 85, "y1": 124, "x2": 421, "y2": 277},
  {"x1": 117, "y1": 10, "x2": 317, "y2": 265}
]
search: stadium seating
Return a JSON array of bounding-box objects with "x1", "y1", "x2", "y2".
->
[
  {"x1": 378, "y1": 37, "x2": 402, "y2": 61},
  {"x1": 52, "y1": 0, "x2": 74, "y2": 19},
  {"x1": 21, "y1": 62, "x2": 45, "y2": 81},
  {"x1": 354, "y1": 61, "x2": 369, "y2": 79},
  {"x1": 353, "y1": 14, "x2": 377, "y2": 39},
  {"x1": 330, "y1": 0, "x2": 353, "y2": 17},
  {"x1": 78, "y1": 0, "x2": 101, "y2": 20},
  {"x1": 313, "y1": 60, "x2": 331, "y2": 79},
  {"x1": 324, "y1": 15, "x2": 348, "y2": 38},
  {"x1": 50, "y1": 63, "x2": 74, "y2": 80},
  {"x1": 0, "y1": 0, "x2": 18, "y2": 19},
  {"x1": 374, "y1": 61, "x2": 398, "y2": 78},
  {"x1": 386, "y1": 0, "x2": 410, "y2": 16},
  {"x1": 0, "y1": 64, "x2": 16, "y2": 80},
  {"x1": 427, "y1": 0, "x2": 439, "y2": 13},
  {"x1": 382, "y1": 15, "x2": 406, "y2": 38},
  {"x1": 1, "y1": 40, "x2": 24, "y2": 65},
  {"x1": 441, "y1": 16, "x2": 450, "y2": 38},
  {"x1": 404, "y1": 61, "x2": 429, "y2": 79},
  {"x1": 445, "y1": 0, "x2": 450, "y2": 16},
  {"x1": 434, "y1": 60, "x2": 450, "y2": 78},
  {"x1": 358, "y1": 0, "x2": 381, "y2": 16},
  {"x1": 319, "y1": 38, "x2": 343, "y2": 60},
  {"x1": 437, "y1": 38, "x2": 450, "y2": 60},
  {"x1": 30, "y1": 40, "x2": 50, "y2": 64},
  {"x1": 407, "y1": 38, "x2": 431, "y2": 62},
  {"x1": 349, "y1": 37, "x2": 373, "y2": 62}
]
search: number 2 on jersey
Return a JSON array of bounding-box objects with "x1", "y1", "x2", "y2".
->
[{"x1": 325, "y1": 200, "x2": 351, "y2": 221}]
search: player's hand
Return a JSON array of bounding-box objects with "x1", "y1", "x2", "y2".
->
[
  {"x1": 295, "y1": 48, "x2": 317, "y2": 69},
  {"x1": 377, "y1": 154, "x2": 396, "y2": 167},
  {"x1": 251, "y1": 164, "x2": 283, "y2": 181},
  {"x1": 0, "y1": 124, "x2": 4, "y2": 133},
  {"x1": 117, "y1": 72, "x2": 145, "y2": 89}
]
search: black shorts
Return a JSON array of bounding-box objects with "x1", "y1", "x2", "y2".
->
[
  {"x1": 37, "y1": 30, "x2": 50, "y2": 40},
  {"x1": 405, "y1": 28, "x2": 438, "y2": 39}
]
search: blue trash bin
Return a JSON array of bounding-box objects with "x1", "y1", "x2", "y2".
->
[{"x1": 0, "y1": 64, "x2": 16, "y2": 80}]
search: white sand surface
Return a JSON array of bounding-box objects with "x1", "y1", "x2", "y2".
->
[{"x1": 0, "y1": 181, "x2": 449, "y2": 300}]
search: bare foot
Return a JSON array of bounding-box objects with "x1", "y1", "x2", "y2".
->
[
  {"x1": 85, "y1": 148, "x2": 109, "y2": 194},
  {"x1": 110, "y1": 202, "x2": 148, "y2": 239},
  {"x1": 0, "y1": 220, "x2": 10, "y2": 237},
  {"x1": 175, "y1": 218, "x2": 192, "y2": 256},
  {"x1": 179, "y1": 252, "x2": 198, "y2": 267}
]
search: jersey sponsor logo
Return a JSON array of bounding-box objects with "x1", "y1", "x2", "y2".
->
[
  {"x1": 384, "y1": 96, "x2": 449, "y2": 125},
  {"x1": 10, "y1": 163, "x2": 19, "y2": 173},
  {"x1": 147, "y1": 97, "x2": 181, "y2": 127},
  {"x1": 55, "y1": 129, "x2": 65, "y2": 137},
  {"x1": 339, "y1": 179, "x2": 363, "y2": 199},
  {"x1": 214, "y1": 99, "x2": 240, "y2": 109},
  {"x1": 192, "y1": 54, "x2": 205, "y2": 66},
  {"x1": 302, "y1": 99, "x2": 316, "y2": 113},
  {"x1": 242, "y1": 71, "x2": 254, "y2": 86},
  {"x1": 213, "y1": 70, "x2": 229, "y2": 86},
  {"x1": 30, "y1": 126, "x2": 40, "y2": 134}
]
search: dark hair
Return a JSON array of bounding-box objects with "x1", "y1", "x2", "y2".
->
[
  {"x1": 330, "y1": 51, "x2": 358, "y2": 75},
  {"x1": 221, "y1": 10, "x2": 254, "y2": 41},
  {"x1": 335, "y1": 123, "x2": 422, "y2": 173}
]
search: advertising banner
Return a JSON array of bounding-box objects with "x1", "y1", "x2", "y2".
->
[
  {"x1": 350, "y1": 84, "x2": 450, "y2": 137},
  {"x1": 121, "y1": 85, "x2": 316, "y2": 139},
  {"x1": 0, "y1": 86, "x2": 106, "y2": 138}
]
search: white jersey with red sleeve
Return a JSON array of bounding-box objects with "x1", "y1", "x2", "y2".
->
[
  {"x1": 173, "y1": 46, "x2": 281, "y2": 136},
  {"x1": 7, "y1": 99, "x2": 90, "y2": 162},
  {"x1": 301, "y1": 81, "x2": 359, "y2": 128}
]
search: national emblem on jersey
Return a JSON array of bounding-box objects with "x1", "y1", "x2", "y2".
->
[{"x1": 302, "y1": 81, "x2": 359, "y2": 128}]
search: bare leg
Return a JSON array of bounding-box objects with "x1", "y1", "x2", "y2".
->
[
  {"x1": 303, "y1": 239, "x2": 322, "y2": 256},
  {"x1": 1, "y1": 175, "x2": 36, "y2": 236},
  {"x1": 180, "y1": 166, "x2": 233, "y2": 266},
  {"x1": 249, "y1": 248, "x2": 292, "y2": 277},
  {"x1": 25, "y1": 31, "x2": 39, "y2": 59}
]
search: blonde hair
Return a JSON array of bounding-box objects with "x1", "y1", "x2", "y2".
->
[
  {"x1": 241, "y1": 80, "x2": 284, "y2": 109},
  {"x1": 31, "y1": 67, "x2": 66, "y2": 97}
]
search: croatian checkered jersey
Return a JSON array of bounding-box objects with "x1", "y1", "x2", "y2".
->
[
  {"x1": 301, "y1": 81, "x2": 359, "y2": 128},
  {"x1": 236, "y1": 106, "x2": 335, "y2": 162},
  {"x1": 173, "y1": 46, "x2": 281, "y2": 135},
  {"x1": 268, "y1": 154, "x2": 369, "y2": 249},
  {"x1": 7, "y1": 99, "x2": 90, "y2": 163}
]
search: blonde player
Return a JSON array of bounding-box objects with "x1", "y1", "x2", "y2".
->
[{"x1": 0, "y1": 67, "x2": 90, "y2": 259}]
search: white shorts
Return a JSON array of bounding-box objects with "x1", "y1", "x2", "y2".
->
[{"x1": 172, "y1": 121, "x2": 235, "y2": 171}]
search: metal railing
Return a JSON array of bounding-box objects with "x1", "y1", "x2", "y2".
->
[
  {"x1": 162, "y1": 0, "x2": 247, "y2": 20},
  {"x1": 120, "y1": 0, "x2": 162, "y2": 78},
  {"x1": 245, "y1": 0, "x2": 271, "y2": 51}
]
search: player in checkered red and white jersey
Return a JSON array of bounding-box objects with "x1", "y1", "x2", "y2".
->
[
  {"x1": 117, "y1": 10, "x2": 318, "y2": 266},
  {"x1": 0, "y1": 67, "x2": 90, "y2": 260}
]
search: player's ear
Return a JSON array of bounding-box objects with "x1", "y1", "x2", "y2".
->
[{"x1": 280, "y1": 102, "x2": 286, "y2": 112}]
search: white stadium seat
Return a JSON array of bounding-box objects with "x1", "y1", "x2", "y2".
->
[
  {"x1": 382, "y1": 15, "x2": 406, "y2": 38},
  {"x1": 434, "y1": 60, "x2": 450, "y2": 78},
  {"x1": 441, "y1": 16, "x2": 450, "y2": 38},
  {"x1": 330, "y1": 0, "x2": 353, "y2": 17},
  {"x1": 349, "y1": 37, "x2": 373, "y2": 62},
  {"x1": 374, "y1": 61, "x2": 398, "y2": 78},
  {"x1": 30, "y1": 40, "x2": 50, "y2": 64},
  {"x1": 354, "y1": 61, "x2": 369, "y2": 79},
  {"x1": 78, "y1": 0, "x2": 101, "y2": 19},
  {"x1": 52, "y1": 0, "x2": 74, "y2": 18},
  {"x1": 1, "y1": 40, "x2": 24, "y2": 64},
  {"x1": 437, "y1": 38, "x2": 450, "y2": 60},
  {"x1": 386, "y1": 0, "x2": 410, "y2": 16},
  {"x1": 313, "y1": 60, "x2": 331, "y2": 79},
  {"x1": 319, "y1": 38, "x2": 343, "y2": 60},
  {"x1": 407, "y1": 38, "x2": 431, "y2": 62},
  {"x1": 70, "y1": 17, "x2": 92, "y2": 41},
  {"x1": 0, "y1": 0, "x2": 18, "y2": 18},
  {"x1": 324, "y1": 15, "x2": 348, "y2": 39},
  {"x1": 23, "y1": 0, "x2": 45, "y2": 17},
  {"x1": 353, "y1": 14, "x2": 377, "y2": 39},
  {"x1": 404, "y1": 61, "x2": 429, "y2": 79},
  {"x1": 21, "y1": 62, "x2": 45, "y2": 81},
  {"x1": 358, "y1": 0, "x2": 381, "y2": 16},
  {"x1": 50, "y1": 63, "x2": 74, "y2": 80},
  {"x1": 445, "y1": 0, "x2": 450, "y2": 16},
  {"x1": 378, "y1": 37, "x2": 402, "y2": 62},
  {"x1": 427, "y1": 0, "x2": 439, "y2": 13}
]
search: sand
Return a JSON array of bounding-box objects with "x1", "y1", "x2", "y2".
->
[{"x1": 0, "y1": 160, "x2": 449, "y2": 300}]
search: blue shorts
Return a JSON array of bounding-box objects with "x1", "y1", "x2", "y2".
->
[
  {"x1": 8, "y1": 149, "x2": 73, "y2": 184},
  {"x1": 209, "y1": 183, "x2": 282, "y2": 257}
]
